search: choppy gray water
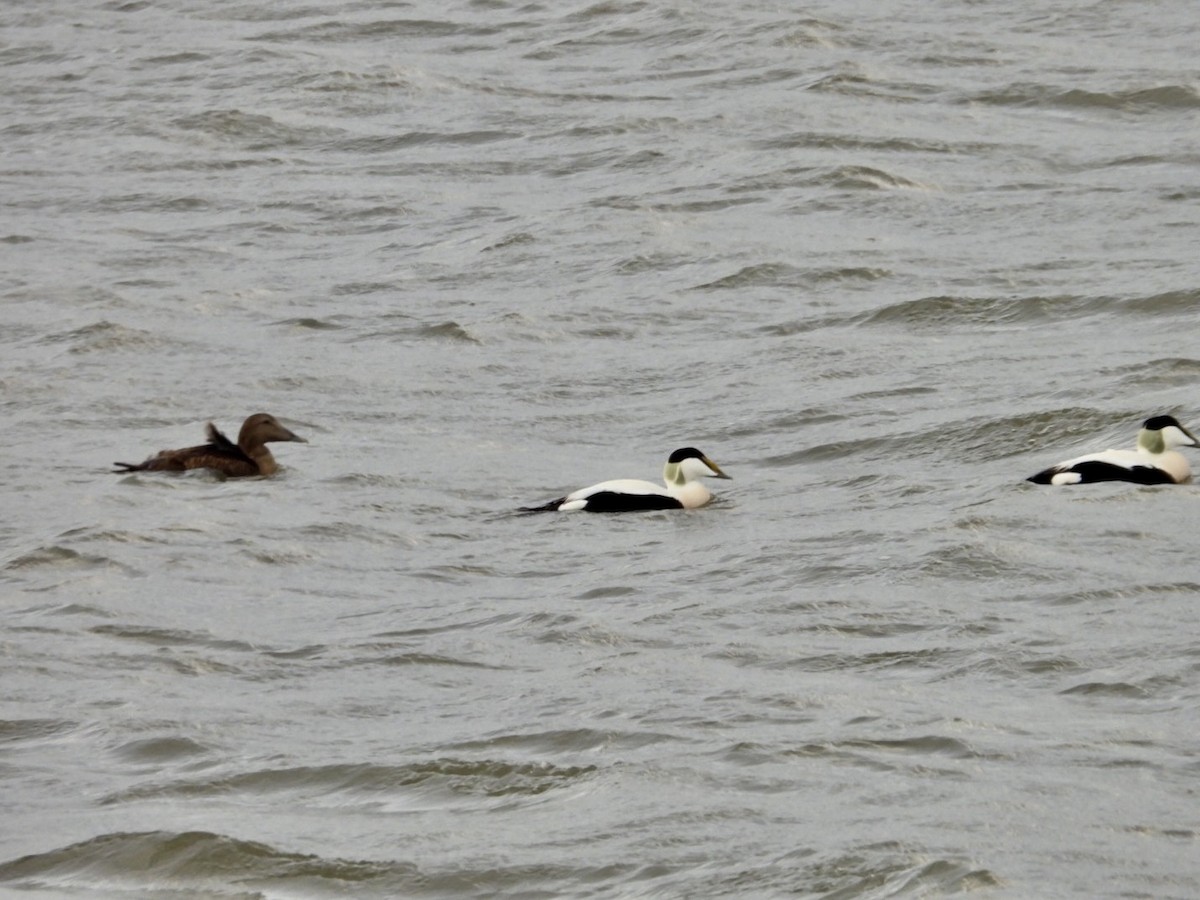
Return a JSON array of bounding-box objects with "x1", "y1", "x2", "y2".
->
[{"x1": 3, "y1": 1, "x2": 1200, "y2": 897}]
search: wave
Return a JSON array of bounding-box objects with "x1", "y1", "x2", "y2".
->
[
  {"x1": 855, "y1": 288, "x2": 1200, "y2": 330},
  {"x1": 171, "y1": 108, "x2": 338, "y2": 150},
  {"x1": 102, "y1": 758, "x2": 596, "y2": 807},
  {"x1": 356, "y1": 319, "x2": 482, "y2": 344},
  {"x1": 37, "y1": 320, "x2": 170, "y2": 355},
  {"x1": 693, "y1": 263, "x2": 889, "y2": 291},
  {"x1": 969, "y1": 82, "x2": 1200, "y2": 112},
  {"x1": 0, "y1": 830, "x2": 413, "y2": 897},
  {"x1": 0, "y1": 829, "x2": 1001, "y2": 898},
  {"x1": 0, "y1": 717, "x2": 78, "y2": 746}
]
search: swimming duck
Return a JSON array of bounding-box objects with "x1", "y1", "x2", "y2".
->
[
  {"x1": 113, "y1": 413, "x2": 307, "y2": 477},
  {"x1": 1027, "y1": 415, "x2": 1198, "y2": 485},
  {"x1": 522, "y1": 447, "x2": 731, "y2": 512}
]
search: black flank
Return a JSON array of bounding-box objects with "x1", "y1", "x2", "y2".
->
[
  {"x1": 1030, "y1": 460, "x2": 1177, "y2": 485},
  {"x1": 579, "y1": 491, "x2": 685, "y2": 512}
]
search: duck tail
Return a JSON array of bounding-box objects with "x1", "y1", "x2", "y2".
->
[{"x1": 518, "y1": 498, "x2": 564, "y2": 513}]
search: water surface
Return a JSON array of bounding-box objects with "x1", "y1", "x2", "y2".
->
[{"x1": 3, "y1": 0, "x2": 1200, "y2": 897}]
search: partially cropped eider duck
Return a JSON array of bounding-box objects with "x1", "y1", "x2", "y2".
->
[
  {"x1": 1027, "y1": 415, "x2": 1198, "y2": 486},
  {"x1": 113, "y1": 413, "x2": 307, "y2": 477},
  {"x1": 522, "y1": 447, "x2": 731, "y2": 512}
]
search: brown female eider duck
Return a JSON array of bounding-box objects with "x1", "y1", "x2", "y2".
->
[{"x1": 113, "y1": 413, "x2": 307, "y2": 477}]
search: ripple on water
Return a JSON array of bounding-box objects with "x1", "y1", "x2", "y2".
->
[
  {"x1": 0, "y1": 825, "x2": 894, "y2": 898},
  {"x1": 444, "y1": 727, "x2": 688, "y2": 757},
  {"x1": 101, "y1": 758, "x2": 597, "y2": 810},
  {"x1": 858, "y1": 289, "x2": 1200, "y2": 337},
  {"x1": 0, "y1": 831, "x2": 417, "y2": 897},
  {"x1": 110, "y1": 735, "x2": 215, "y2": 765},
  {"x1": 4, "y1": 0, "x2": 1198, "y2": 896},
  {"x1": 38, "y1": 320, "x2": 173, "y2": 354},
  {"x1": 969, "y1": 82, "x2": 1200, "y2": 111},
  {"x1": 691, "y1": 262, "x2": 891, "y2": 291},
  {"x1": 89, "y1": 624, "x2": 257, "y2": 653},
  {"x1": 1110, "y1": 355, "x2": 1200, "y2": 390},
  {"x1": 0, "y1": 718, "x2": 79, "y2": 746},
  {"x1": 2, "y1": 545, "x2": 140, "y2": 590}
]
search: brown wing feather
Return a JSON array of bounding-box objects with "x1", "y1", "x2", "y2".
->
[{"x1": 113, "y1": 424, "x2": 259, "y2": 476}]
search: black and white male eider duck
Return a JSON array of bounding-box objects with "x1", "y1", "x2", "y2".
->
[
  {"x1": 1026, "y1": 415, "x2": 1198, "y2": 486},
  {"x1": 113, "y1": 413, "x2": 307, "y2": 477},
  {"x1": 522, "y1": 447, "x2": 731, "y2": 512}
]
